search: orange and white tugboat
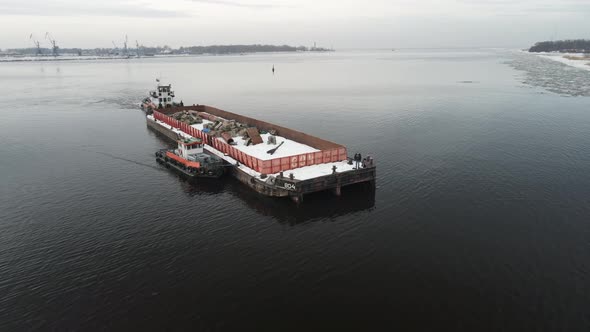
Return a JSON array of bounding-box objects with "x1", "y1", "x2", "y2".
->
[
  {"x1": 155, "y1": 136, "x2": 225, "y2": 179},
  {"x1": 141, "y1": 79, "x2": 183, "y2": 113}
]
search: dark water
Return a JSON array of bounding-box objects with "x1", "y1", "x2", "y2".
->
[{"x1": 1, "y1": 50, "x2": 590, "y2": 331}]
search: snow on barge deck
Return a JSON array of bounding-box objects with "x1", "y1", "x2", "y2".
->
[{"x1": 146, "y1": 105, "x2": 376, "y2": 203}]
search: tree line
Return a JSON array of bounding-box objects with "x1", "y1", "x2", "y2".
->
[
  {"x1": 178, "y1": 44, "x2": 310, "y2": 54},
  {"x1": 529, "y1": 40, "x2": 590, "y2": 53}
]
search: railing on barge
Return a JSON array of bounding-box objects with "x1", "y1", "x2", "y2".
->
[{"x1": 153, "y1": 108, "x2": 348, "y2": 174}]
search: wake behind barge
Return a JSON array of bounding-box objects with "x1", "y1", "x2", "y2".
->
[{"x1": 147, "y1": 104, "x2": 376, "y2": 203}]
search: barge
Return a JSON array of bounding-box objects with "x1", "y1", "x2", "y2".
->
[{"x1": 144, "y1": 84, "x2": 376, "y2": 203}]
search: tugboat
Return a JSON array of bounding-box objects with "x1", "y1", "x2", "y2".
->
[
  {"x1": 141, "y1": 79, "x2": 183, "y2": 113},
  {"x1": 155, "y1": 136, "x2": 225, "y2": 179}
]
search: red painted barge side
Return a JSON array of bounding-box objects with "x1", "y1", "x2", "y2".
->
[{"x1": 153, "y1": 105, "x2": 348, "y2": 174}]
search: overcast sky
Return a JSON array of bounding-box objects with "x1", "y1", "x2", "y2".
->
[{"x1": 1, "y1": 0, "x2": 589, "y2": 49}]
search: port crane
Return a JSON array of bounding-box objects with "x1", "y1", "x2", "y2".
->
[
  {"x1": 123, "y1": 35, "x2": 129, "y2": 57},
  {"x1": 111, "y1": 41, "x2": 119, "y2": 55},
  {"x1": 29, "y1": 33, "x2": 42, "y2": 56},
  {"x1": 45, "y1": 32, "x2": 59, "y2": 56},
  {"x1": 112, "y1": 36, "x2": 131, "y2": 57},
  {"x1": 136, "y1": 40, "x2": 141, "y2": 58}
]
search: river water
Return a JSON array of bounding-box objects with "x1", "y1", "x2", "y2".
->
[{"x1": 1, "y1": 50, "x2": 589, "y2": 331}]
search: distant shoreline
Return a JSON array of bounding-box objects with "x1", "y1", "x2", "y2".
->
[
  {"x1": 528, "y1": 39, "x2": 590, "y2": 54},
  {"x1": 0, "y1": 44, "x2": 334, "y2": 61},
  {"x1": 525, "y1": 50, "x2": 590, "y2": 71},
  {"x1": 525, "y1": 40, "x2": 590, "y2": 71},
  {"x1": 0, "y1": 50, "x2": 334, "y2": 63}
]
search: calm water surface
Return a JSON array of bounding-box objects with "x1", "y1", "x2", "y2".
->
[{"x1": 1, "y1": 50, "x2": 589, "y2": 331}]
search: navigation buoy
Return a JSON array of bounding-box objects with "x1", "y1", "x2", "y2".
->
[{"x1": 272, "y1": 65, "x2": 275, "y2": 74}]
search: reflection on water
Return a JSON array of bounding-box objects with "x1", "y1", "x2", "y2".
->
[
  {"x1": 179, "y1": 177, "x2": 376, "y2": 224},
  {"x1": 226, "y1": 180, "x2": 375, "y2": 224}
]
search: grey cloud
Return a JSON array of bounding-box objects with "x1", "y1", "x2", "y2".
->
[
  {"x1": 0, "y1": 1, "x2": 189, "y2": 18},
  {"x1": 190, "y1": 0, "x2": 282, "y2": 9},
  {"x1": 528, "y1": 3, "x2": 590, "y2": 14},
  {"x1": 459, "y1": 0, "x2": 590, "y2": 13}
]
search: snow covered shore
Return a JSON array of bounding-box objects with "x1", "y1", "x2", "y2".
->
[{"x1": 532, "y1": 52, "x2": 590, "y2": 71}]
